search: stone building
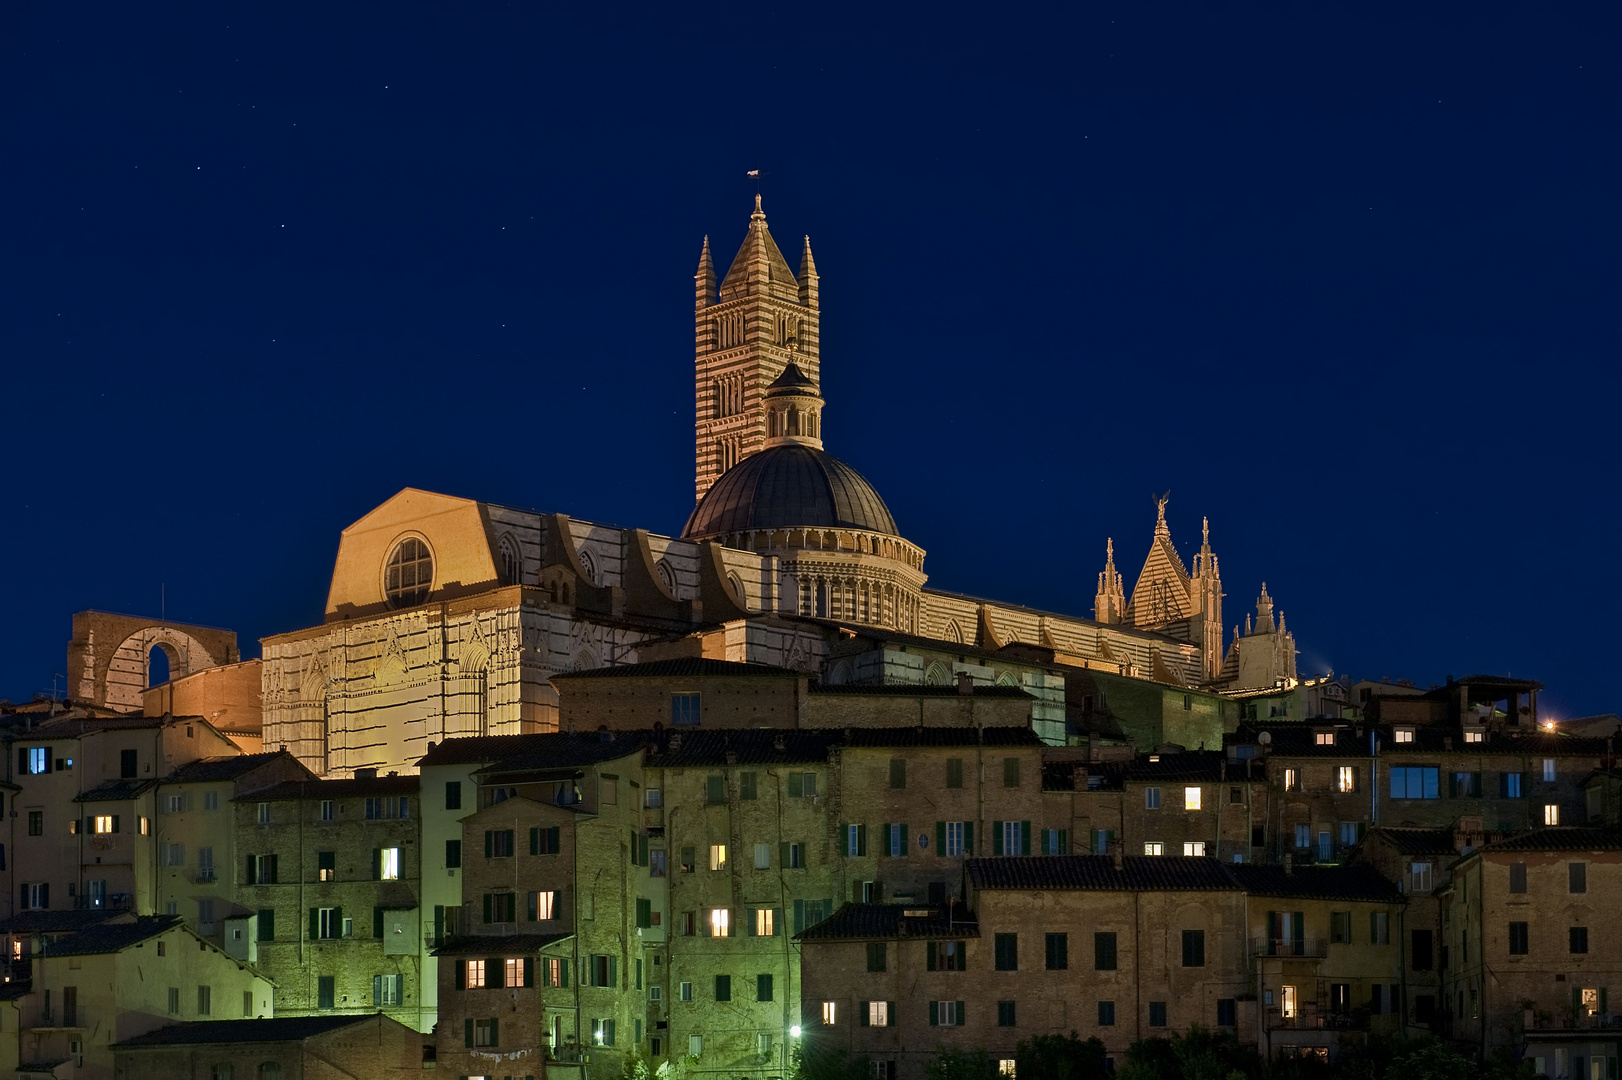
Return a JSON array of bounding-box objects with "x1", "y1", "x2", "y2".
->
[
  {"x1": 1231, "y1": 863, "x2": 1407, "y2": 1063},
  {"x1": 256, "y1": 197, "x2": 1303, "y2": 780},
  {"x1": 1441, "y1": 828, "x2": 1622, "y2": 1074},
  {"x1": 798, "y1": 854, "x2": 1251, "y2": 1079},
  {"x1": 1356, "y1": 826, "x2": 1462, "y2": 1036},
  {"x1": 231, "y1": 775, "x2": 430, "y2": 1030},
  {"x1": 0, "y1": 914, "x2": 271, "y2": 1080},
  {"x1": 68, "y1": 612, "x2": 239, "y2": 713},
  {"x1": 112, "y1": 1014, "x2": 423, "y2": 1080}
]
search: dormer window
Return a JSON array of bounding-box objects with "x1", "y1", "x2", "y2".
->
[
  {"x1": 1314, "y1": 731, "x2": 1336, "y2": 746},
  {"x1": 1463, "y1": 729, "x2": 1485, "y2": 744},
  {"x1": 1393, "y1": 728, "x2": 1414, "y2": 744}
]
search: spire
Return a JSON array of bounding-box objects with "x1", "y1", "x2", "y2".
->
[
  {"x1": 1253, "y1": 583, "x2": 1276, "y2": 635},
  {"x1": 721, "y1": 196, "x2": 795, "y2": 300},
  {"x1": 695, "y1": 236, "x2": 715, "y2": 311},
  {"x1": 799, "y1": 235, "x2": 819, "y2": 308},
  {"x1": 1094, "y1": 538, "x2": 1125, "y2": 625}
]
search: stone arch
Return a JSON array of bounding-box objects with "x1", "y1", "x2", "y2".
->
[
  {"x1": 94, "y1": 622, "x2": 228, "y2": 709},
  {"x1": 944, "y1": 620, "x2": 964, "y2": 644},
  {"x1": 574, "y1": 646, "x2": 599, "y2": 673},
  {"x1": 826, "y1": 660, "x2": 853, "y2": 686},
  {"x1": 924, "y1": 661, "x2": 952, "y2": 686},
  {"x1": 497, "y1": 533, "x2": 523, "y2": 586},
  {"x1": 995, "y1": 672, "x2": 1019, "y2": 687},
  {"x1": 727, "y1": 572, "x2": 749, "y2": 610},
  {"x1": 656, "y1": 559, "x2": 677, "y2": 596},
  {"x1": 578, "y1": 548, "x2": 598, "y2": 586}
]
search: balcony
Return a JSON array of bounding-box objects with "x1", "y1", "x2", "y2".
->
[
  {"x1": 547, "y1": 1044, "x2": 590, "y2": 1066},
  {"x1": 1267, "y1": 1009, "x2": 1368, "y2": 1032},
  {"x1": 24, "y1": 1008, "x2": 86, "y2": 1031},
  {"x1": 1251, "y1": 937, "x2": 1329, "y2": 958}
]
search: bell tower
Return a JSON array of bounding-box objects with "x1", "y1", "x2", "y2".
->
[{"x1": 693, "y1": 196, "x2": 821, "y2": 499}]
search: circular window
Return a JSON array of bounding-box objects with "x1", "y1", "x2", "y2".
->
[{"x1": 384, "y1": 537, "x2": 434, "y2": 608}]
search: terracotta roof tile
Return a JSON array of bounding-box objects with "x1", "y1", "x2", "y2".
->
[{"x1": 968, "y1": 855, "x2": 1242, "y2": 892}]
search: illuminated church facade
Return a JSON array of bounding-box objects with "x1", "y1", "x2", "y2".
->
[{"x1": 261, "y1": 198, "x2": 1297, "y2": 776}]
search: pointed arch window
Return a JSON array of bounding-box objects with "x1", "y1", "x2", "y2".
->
[
  {"x1": 384, "y1": 538, "x2": 434, "y2": 608},
  {"x1": 498, "y1": 535, "x2": 522, "y2": 586}
]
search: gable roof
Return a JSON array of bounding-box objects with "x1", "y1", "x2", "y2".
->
[
  {"x1": 166, "y1": 752, "x2": 304, "y2": 785},
  {"x1": 43, "y1": 915, "x2": 182, "y2": 956},
  {"x1": 1476, "y1": 827, "x2": 1622, "y2": 853},
  {"x1": 245, "y1": 775, "x2": 419, "y2": 802},
  {"x1": 0, "y1": 909, "x2": 124, "y2": 934},
  {"x1": 969, "y1": 855, "x2": 1242, "y2": 893},
  {"x1": 114, "y1": 1015, "x2": 381, "y2": 1048},
  {"x1": 1230, "y1": 863, "x2": 1405, "y2": 903},
  {"x1": 418, "y1": 733, "x2": 567, "y2": 768},
  {"x1": 74, "y1": 778, "x2": 159, "y2": 803},
  {"x1": 795, "y1": 902, "x2": 978, "y2": 942},
  {"x1": 473, "y1": 732, "x2": 648, "y2": 781}
]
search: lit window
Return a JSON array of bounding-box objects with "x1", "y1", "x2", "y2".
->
[
  {"x1": 1464, "y1": 730, "x2": 1484, "y2": 743},
  {"x1": 1394, "y1": 729, "x2": 1414, "y2": 743},
  {"x1": 1544, "y1": 804, "x2": 1560, "y2": 826},
  {"x1": 1183, "y1": 842, "x2": 1206, "y2": 857},
  {"x1": 139, "y1": 816, "x2": 150, "y2": 835},
  {"x1": 709, "y1": 844, "x2": 726, "y2": 870},
  {"x1": 1283, "y1": 769, "x2": 1300, "y2": 792},
  {"x1": 1582, "y1": 988, "x2": 1600, "y2": 1019},
  {"x1": 93, "y1": 816, "x2": 115, "y2": 834},
  {"x1": 1184, "y1": 787, "x2": 1201, "y2": 811},
  {"x1": 1144, "y1": 842, "x2": 1164, "y2": 856},
  {"x1": 755, "y1": 908, "x2": 774, "y2": 936},
  {"x1": 868, "y1": 1001, "x2": 889, "y2": 1026},
  {"x1": 533, "y1": 891, "x2": 556, "y2": 920},
  {"x1": 504, "y1": 958, "x2": 524, "y2": 988},
  {"x1": 384, "y1": 537, "x2": 433, "y2": 607},
  {"x1": 379, "y1": 848, "x2": 400, "y2": 880},
  {"x1": 1281, "y1": 985, "x2": 1298, "y2": 1019},
  {"x1": 999, "y1": 1062, "x2": 1016, "y2": 1079},
  {"x1": 710, "y1": 908, "x2": 730, "y2": 937},
  {"x1": 822, "y1": 1001, "x2": 837, "y2": 1025},
  {"x1": 466, "y1": 959, "x2": 486, "y2": 988},
  {"x1": 1337, "y1": 767, "x2": 1358, "y2": 793},
  {"x1": 1314, "y1": 731, "x2": 1335, "y2": 746}
]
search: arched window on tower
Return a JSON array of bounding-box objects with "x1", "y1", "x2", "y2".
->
[
  {"x1": 788, "y1": 409, "x2": 800, "y2": 436},
  {"x1": 498, "y1": 534, "x2": 522, "y2": 586}
]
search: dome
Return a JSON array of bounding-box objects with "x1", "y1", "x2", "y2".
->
[{"x1": 683, "y1": 444, "x2": 899, "y2": 539}]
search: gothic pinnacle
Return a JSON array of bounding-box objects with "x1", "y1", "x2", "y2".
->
[{"x1": 799, "y1": 234, "x2": 818, "y2": 279}]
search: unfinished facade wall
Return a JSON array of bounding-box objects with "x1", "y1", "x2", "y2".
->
[{"x1": 69, "y1": 611, "x2": 238, "y2": 711}]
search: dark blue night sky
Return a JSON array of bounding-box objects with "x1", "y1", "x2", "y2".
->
[{"x1": 2, "y1": 3, "x2": 1617, "y2": 717}]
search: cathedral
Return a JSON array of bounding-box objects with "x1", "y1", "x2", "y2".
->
[{"x1": 260, "y1": 197, "x2": 1298, "y2": 776}]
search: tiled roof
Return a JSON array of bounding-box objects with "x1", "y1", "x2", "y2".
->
[
  {"x1": 795, "y1": 902, "x2": 978, "y2": 942},
  {"x1": 1364, "y1": 827, "x2": 1459, "y2": 856},
  {"x1": 417, "y1": 734, "x2": 567, "y2": 768},
  {"x1": 166, "y1": 752, "x2": 300, "y2": 785},
  {"x1": 968, "y1": 855, "x2": 1242, "y2": 893},
  {"x1": 432, "y1": 932, "x2": 575, "y2": 956},
  {"x1": 19, "y1": 1060, "x2": 71, "y2": 1072},
  {"x1": 73, "y1": 779, "x2": 158, "y2": 803},
  {"x1": 1230, "y1": 863, "x2": 1405, "y2": 903},
  {"x1": 475, "y1": 733, "x2": 649, "y2": 780},
  {"x1": 1477, "y1": 828, "x2": 1622, "y2": 853},
  {"x1": 29, "y1": 716, "x2": 170, "y2": 738},
  {"x1": 835, "y1": 727, "x2": 1043, "y2": 748},
  {"x1": 1120, "y1": 751, "x2": 1242, "y2": 783},
  {"x1": 0, "y1": 910, "x2": 122, "y2": 934},
  {"x1": 1043, "y1": 761, "x2": 1080, "y2": 791},
  {"x1": 552, "y1": 658, "x2": 798, "y2": 680},
  {"x1": 1228, "y1": 724, "x2": 1607, "y2": 760},
  {"x1": 42, "y1": 916, "x2": 180, "y2": 957},
  {"x1": 809, "y1": 683, "x2": 1032, "y2": 699},
  {"x1": 244, "y1": 775, "x2": 419, "y2": 802},
  {"x1": 114, "y1": 1015, "x2": 381, "y2": 1048},
  {"x1": 648, "y1": 729, "x2": 839, "y2": 769}
]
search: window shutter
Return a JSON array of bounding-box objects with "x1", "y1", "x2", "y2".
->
[
  {"x1": 788, "y1": 773, "x2": 802, "y2": 798},
  {"x1": 747, "y1": 911, "x2": 756, "y2": 937},
  {"x1": 841, "y1": 827, "x2": 850, "y2": 857},
  {"x1": 560, "y1": 958, "x2": 569, "y2": 987},
  {"x1": 1059, "y1": 829, "x2": 1068, "y2": 854},
  {"x1": 454, "y1": 960, "x2": 465, "y2": 989},
  {"x1": 858, "y1": 824, "x2": 866, "y2": 856},
  {"x1": 490, "y1": 1018, "x2": 498, "y2": 1045},
  {"x1": 927, "y1": 945, "x2": 937, "y2": 972},
  {"x1": 332, "y1": 905, "x2": 342, "y2": 931},
  {"x1": 773, "y1": 908, "x2": 782, "y2": 935},
  {"x1": 860, "y1": 1007, "x2": 870, "y2": 1028},
  {"x1": 16, "y1": 750, "x2": 24, "y2": 774},
  {"x1": 309, "y1": 908, "x2": 319, "y2": 939},
  {"x1": 269, "y1": 854, "x2": 279, "y2": 883},
  {"x1": 936, "y1": 821, "x2": 946, "y2": 854},
  {"x1": 373, "y1": 907, "x2": 385, "y2": 938},
  {"x1": 1266, "y1": 912, "x2": 1278, "y2": 955},
  {"x1": 1021, "y1": 821, "x2": 1031, "y2": 855},
  {"x1": 464, "y1": 1019, "x2": 473, "y2": 1047},
  {"x1": 900, "y1": 823, "x2": 909, "y2": 856},
  {"x1": 373, "y1": 974, "x2": 383, "y2": 1005},
  {"x1": 247, "y1": 856, "x2": 257, "y2": 885},
  {"x1": 524, "y1": 958, "x2": 534, "y2": 987},
  {"x1": 964, "y1": 822, "x2": 974, "y2": 854},
  {"x1": 887, "y1": 1002, "x2": 896, "y2": 1026},
  {"x1": 483, "y1": 895, "x2": 493, "y2": 924},
  {"x1": 929, "y1": 1001, "x2": 938, "y2": 1026},
  {"x1": 373, "y1": 849, "x2": 381, "y2": 880},
  {"x1": 1473, "y1": 772, "x2": 1483, "y2": 796},
  {"x1": 85, "y1": 816, "x2": 94, "y2": 834},
  {"x1": 957, "y1": 1001, "x2": 965, "y2": 1023},
  {"x1": 881, "y1": 823, "x2": 891, "y2": 857},
  {"x1": 485, "y1": 831, "x2": 494, "y2": 858},
  {"x1": 1448, "y1": 772, "x2": 1457, "y2": 798},
  {"x1": 112, "y1": 815, "x2": 120, "y2": 833},
  {"x1": 610, "y1": 957, "x2": 618, "y2": 988},
  {"x1": 993, "y1": 822, "x2": 1004, "y2": 856},
  {"x1": 1602, "y1": 988, "x2": 1609, "y2": 1016}
]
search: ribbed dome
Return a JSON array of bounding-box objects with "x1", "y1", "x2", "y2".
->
[{"x1": 683, "y1": 445, "x2": 899, "y2": 539}]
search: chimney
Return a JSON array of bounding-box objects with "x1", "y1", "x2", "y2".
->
[
  {"x1": 1283, "y1": 853, "x2": 1294, "y2": 876},
  {"x1": 1109, "y1": 839, "x2": 1124, "y2": 871},
  {"x1": 957, "y1": 672, "x2": 975, "y2": 696}
]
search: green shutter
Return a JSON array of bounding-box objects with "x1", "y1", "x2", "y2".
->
[
  {"x1": 779, "y1": 842, "x2": 789, "y2": 868},
  {"x1": 773, "y1": 908, "x2": 782, "y2": 935},
  {"x1": 993, "y1": 822, "x2": 1004, "y2": 856},
  {"x1": 309, "y1": 908, "x2": 319, "y2": 940},
  {"x1": 1021, "y1": 821, "x2": 1031, "y2": 855},
  {"x1": 1059, "y1": 829, "x2": 1068, "y2": 854},
  {"x1": 454, "y1": 958, "x2": 465, "y2": 989},
  {"x1": 1267, "y1": 912, "x2": 1278, "y2": 955},
  {"x1": 1473, "y1": 772, "x2": 1483, "y2": 797},
  {"x1": 881, "y1": 823, "x2": 891, "y2": 857},
  {"x1": 900, "y1": 823, "x2": 909, "y2": 856},
  {"x1": 524, "y1": 958, "x2": 534, "y2": 987},
  {"x1": 964, "y1": 822, "x2": 974, "y2": 855},
  {"x1": 372, "y1": 849, "x2": 381, "y2": 880},
  {"x1": 957, "y1": 1001, "x2": 965, "y2": 1023},
  {"x1": 929, "y1": 1001, "x2": 938, "y2": 1026},
  {"x1": 609, "y1": 957, "x2": 618, "y2": 988},
  {"x1": 927, "y1": 944, "x2": 937, "y2": 972},
  {"x1": 485, "y1": 831, "x2": 494, "y2": 858},
  {"x1": 112, "y1": 815, "x2": 120, "y2": 833},
  {"x1": 373, "y1": 906, "x2": 384, "y2": 938},
  {"x1": 247, "y1": 856, "x2": 257, "y2": 885},
  {"x1": 860, "y1": 1006, "x2": 870, "y2": 1028},
  {"x1": 887, "y1": 1002, "x2": 896, "y2": 1026},
  {"x1": 842, "y1": 826, "x2": 850, "y2": 857},
  {"x1": 483, "y1": 894, "x2": 493, "y2": 923},
  {"x1": 490, "y1": 1018, "x2": 498, "y2": 1046},
  {"x1": 858, "y1": 824, "x2": 866, "y2": 856},
  {"x1": 1448, "y1": 772, "x2": 1457, "y2": 798},
  {"x1": 746, "y1": 908, "x2": 757, "y2": 937},
  {"x1": 936, "y1": 821, "x2": 946, "y2": 855},
  {"x1": 332, "y1": 906, "x2": 341, "y2": 932},
  {"x1": 788, "y1": 773, "x2": 802, "y2": 797}
]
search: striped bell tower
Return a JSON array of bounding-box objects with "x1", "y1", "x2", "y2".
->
[{"x1": 693, "y1": 196, "x2": 821, "y2": 500}]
